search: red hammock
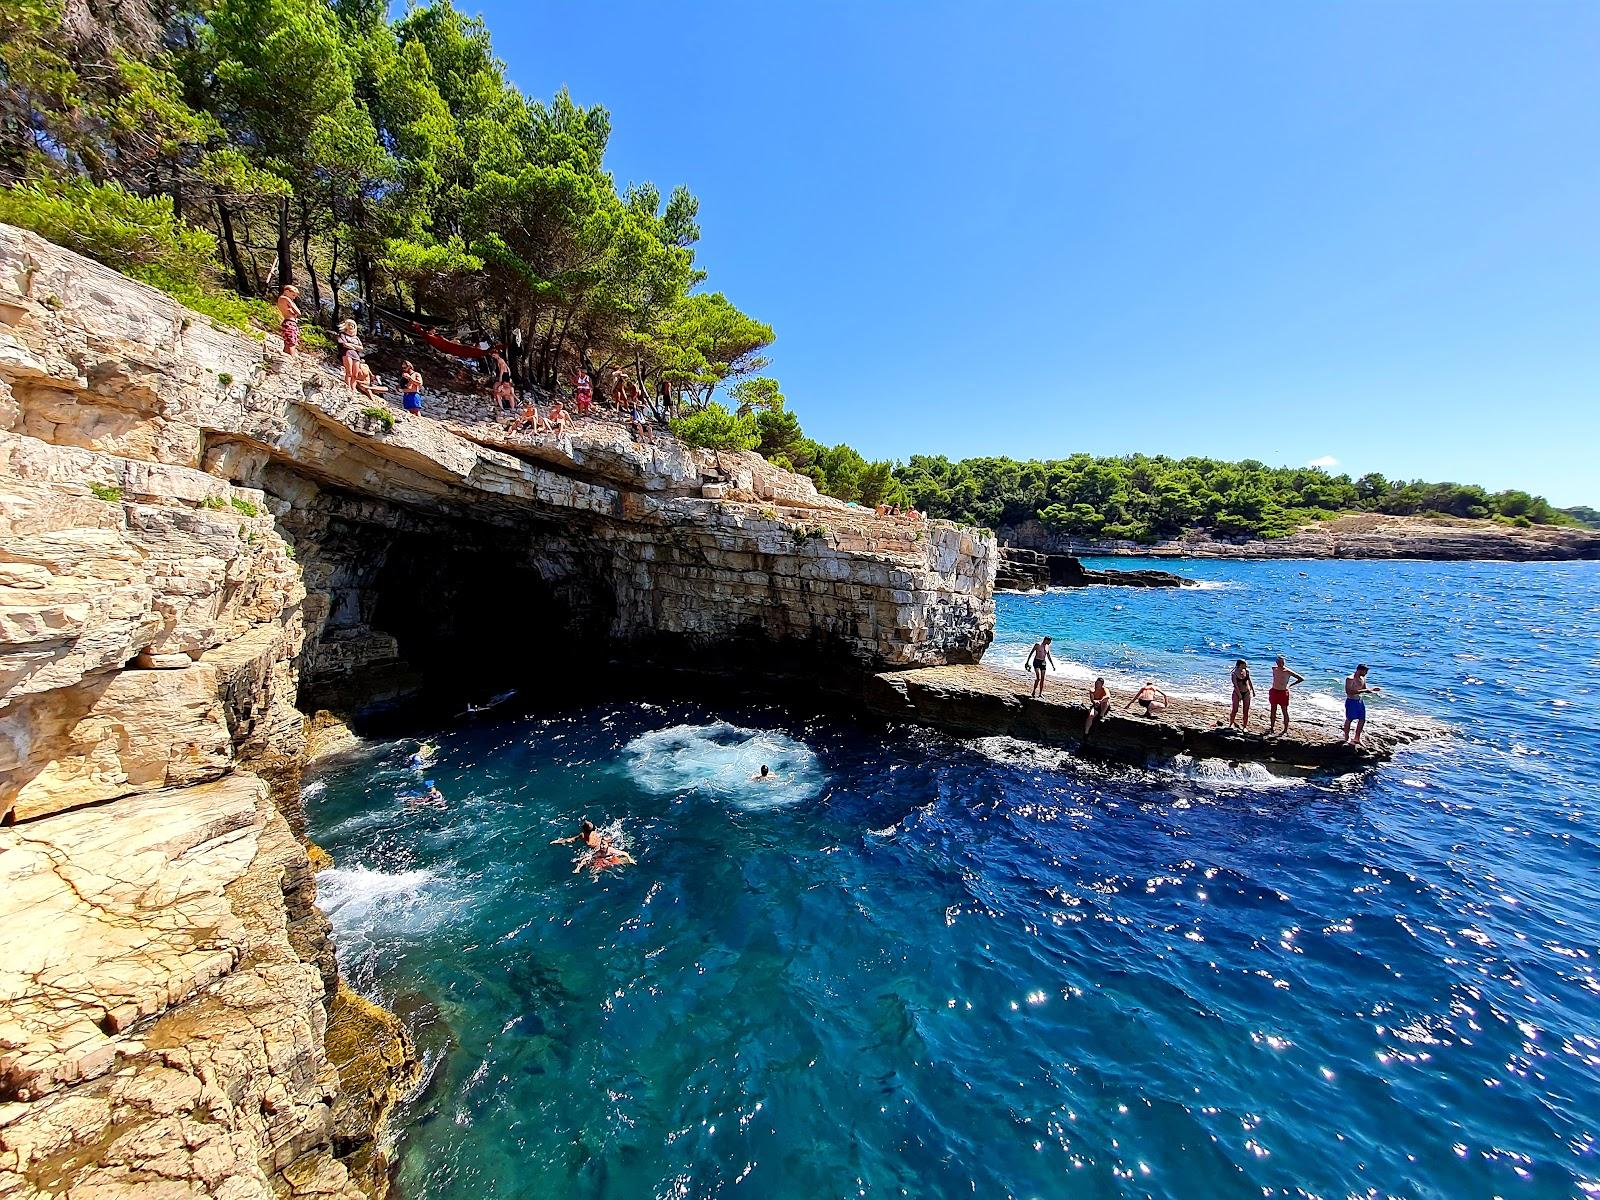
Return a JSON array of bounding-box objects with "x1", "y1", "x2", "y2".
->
[{"x1": 415, "y1": 326, "x2": 493, "y2": 360}]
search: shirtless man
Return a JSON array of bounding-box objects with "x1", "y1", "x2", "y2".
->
[
  {"x1": 1266, "y1": 655, "x2": 1305, "y2": 735},
  {"x1": 1084, "y1": 677, "x2": 1111, "y2": 736},
  {"x1": 1342, "y1": 664, "x2": 1382, "y2": 747},
  {"x1": 1025, "y1": 636, "x2": 1056, "y2": 698},
  {"x1": 1124, "y1": 681, "x2": 1169, "y2": 717},
  {"x1": 275, "y1": 285, "x2": 301, "y2": 356},
  {"x1": 552, "y1": 820, "x2": 635, "y2": 873},
  {"x1": 750, "y1": 764, "x2": 774, "y2": 782}
]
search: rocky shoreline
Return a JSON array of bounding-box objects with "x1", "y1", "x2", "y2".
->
[
  {"x1": 865, "y1": 665, "x2": 1438, "y2": 771},
  {"x1": 994, "y1": 547, "x2": 1195, "y2": 592},
  {"x1": 998, "y1": 513, "x2": 1600, "y2": 562},
  {"x1": 0, "y1": 225, "x2": 996, "y2": 1199}
]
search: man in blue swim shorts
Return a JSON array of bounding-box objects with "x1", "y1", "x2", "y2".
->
[{"x1": 1342, "y1": 664, "x2": 1382, "y2": 747}]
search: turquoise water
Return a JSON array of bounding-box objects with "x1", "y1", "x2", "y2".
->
[{"x1": 307, "y1": 559, "x2": 1600, "y2": 1198}]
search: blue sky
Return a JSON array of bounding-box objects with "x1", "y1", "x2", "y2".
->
[{"x1": 479, "y1": 1, "x2": 1599, "y2": 505}]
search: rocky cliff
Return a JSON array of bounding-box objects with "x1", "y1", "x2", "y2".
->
[
  {"x1": 0, "y1": 226, "x2": 995, "y2": 1197},
  {"x1": 999, "y1": 513, "x2": 1600, "y2": 561}
]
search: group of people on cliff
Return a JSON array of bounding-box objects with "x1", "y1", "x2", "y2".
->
[
  {"x1": 1026, "y1": 638, "x2": 1383, "y2": 747},
  {"x1": 277, "y1": 285, "x2": 667, "y2": 444}
]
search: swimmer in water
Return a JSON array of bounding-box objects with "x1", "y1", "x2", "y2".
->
[
  {"x1": 551, "y1": 820, "x2": 635, "y2": 873},
  {"x1": 750, "y1": 764, "x2": 774, "y2": 781},
  {"x1": 405, "y1": 781, "x2": 445, "y2": 809},
  {"x1": 406, "y1": 742, "x2": 437, "y2": 769}
]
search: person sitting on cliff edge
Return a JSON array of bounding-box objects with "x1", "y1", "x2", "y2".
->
[
  {"x1": 1026, "y1": 636, "x2": 1056, "y2": 698},
  {"x1": 1084, "y1": 677, "x2": 1112, "y2": 736}
]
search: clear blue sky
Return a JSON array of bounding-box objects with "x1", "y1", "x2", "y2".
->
[{"x1": 478, "y1": 1, "x2": 1599, "y2": 506}]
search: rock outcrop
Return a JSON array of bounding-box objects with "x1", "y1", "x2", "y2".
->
[
  {"x1": 0, "y1": 224, "x2": 996, "y2": 1197},
  {"x1": 995, "y1": 547, "x2": 1194, "y2": 591},
  {"x1": 865, "y1": 665, "x2": 1439, "y2": 771},
  {"x1": 999, "y1": 513, "x2": 1600, "y2": 561}
]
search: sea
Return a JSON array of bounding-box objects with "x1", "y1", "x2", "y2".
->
[{"x1": 305, "y1": 558, "x2": 1600, "y2": 1199}]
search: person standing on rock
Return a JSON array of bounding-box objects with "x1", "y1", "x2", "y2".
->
[
  {"x1": 275, "y1": 285, "x2": 301, "y2": 357},
  {"x1": 1026, "y1": 637, "x2": 1056, "y2": 698},
  {"x1": 573, "y1": 367, "x2": 593, "y2": 416},
  {"x1": 1342, "y1": 665, "x2": 1382, "y2": 747},
  {"x1": 399, "y1": 362, "x2": 424, "y2": 417},
  {"x1": 1229, "y1": 659, "x2": 1255, "y2": 729},
  {"x1": 1266, "y1": 655, "x2": 1305, "y2": 735}
]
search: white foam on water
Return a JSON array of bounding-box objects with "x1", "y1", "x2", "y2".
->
[
  {"x1": 623, "y1": 722, "x2": 824, "y2": 809},
  {"x1": 1171, "y1": 754, "x2": 1299, "y2": 791},
  {"x1": 317, "y1": 866, "x2": 439, "y2": 938},
  {"x1": 300, "y1": 779, "x2": 326, "y2": 800}
]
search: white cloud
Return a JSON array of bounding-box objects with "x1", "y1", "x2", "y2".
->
[{"x1": 1306, "y1": 455, "x2": 1339, "y2": 469}]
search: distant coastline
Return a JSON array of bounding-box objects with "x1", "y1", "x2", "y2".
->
[{"x1": 999, "y1": 512, "x2": 1600, "y2": 562}]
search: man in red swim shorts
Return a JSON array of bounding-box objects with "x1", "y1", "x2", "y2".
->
[{"x1": 1267, "y1": 654, "x2": 1305, "y2": 735}]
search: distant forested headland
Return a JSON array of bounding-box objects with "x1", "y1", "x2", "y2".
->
[{"x1": 0, "y1": 0, "x2": 1585, "y2": 541}]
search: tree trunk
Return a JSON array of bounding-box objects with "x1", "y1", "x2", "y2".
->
[
  {"x1": 329, "y1": 235, "x2": 342, "y2": 325},
  {"x1": 298, "y1": 197, "x2": 321, "y2": 313},
  {"x1": 216, "y1": 202, "x2": 252, "y2": 295},
  {"x1": 275, "y1": 196, "x2": 293, "y2": 292}
]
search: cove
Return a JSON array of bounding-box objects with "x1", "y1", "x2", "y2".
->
[{"x1": 310, "y1": 559, "x2": 1600, "y2": 1199}]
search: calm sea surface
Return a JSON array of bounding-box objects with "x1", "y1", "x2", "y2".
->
[{"x1": 307, "y1": 559, "x2": 1600, "y2": 1199}]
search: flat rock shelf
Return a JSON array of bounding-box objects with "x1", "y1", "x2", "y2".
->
[{"x1": 864, "y1": 664, "x2": 1441, "y2": 771}]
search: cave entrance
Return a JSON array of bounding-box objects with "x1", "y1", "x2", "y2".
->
[{"x1": 298, "y1": 511, "x2": 617, "y2": 714}]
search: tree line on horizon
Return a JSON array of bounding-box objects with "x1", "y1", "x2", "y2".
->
[
  {"x1": 0, "y1": 0, "x2": 1583, "y2": 537},
  {"x1": 891, "y1": 453, "x2": 1587, "y2": 541}
]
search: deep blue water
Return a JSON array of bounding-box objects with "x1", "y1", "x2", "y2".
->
[{"x1": 307, "y1": 559, "x2": 1600, "y2": 1199}]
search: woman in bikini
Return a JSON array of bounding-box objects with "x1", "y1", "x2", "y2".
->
[
  {"x1": 336, "y1": 319, "x2": 363, "y2": 392},
  {"x1": 1229, "y1": 659, "x2": 1254, "y2": 729}
]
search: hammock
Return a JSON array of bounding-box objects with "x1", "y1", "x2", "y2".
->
[{"x1": 371, "y1": 303, "x2": 494, "y2": 361}]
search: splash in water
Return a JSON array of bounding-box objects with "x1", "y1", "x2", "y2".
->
[{"x1": 623, "y1": 722, "x2": 824, "y2": 809}]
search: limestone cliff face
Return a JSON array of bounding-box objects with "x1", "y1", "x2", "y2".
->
[{"x1": 0, "y1": 225, "x2": 994, "y2": 1196}]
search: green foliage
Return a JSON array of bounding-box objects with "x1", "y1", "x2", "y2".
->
[
  {"x1": 896, "y1": 453, "x2": 1572, "y2": 542},
  {"x1": 0, "y1": 176, "x2": 217, "y2": 277},
  {"x1": 217, "y1": 372, "x2": 234, "y2": 386},
  {"x1": 131, "y1": 267, "x2": 281, "y2": 336},
  {"x1": 229, "y1": 496, "x2": 260, "y2": 517},
  {"x1": 89, "y1": 482, "x2": 122, "y2": 502},
  {"x1": 202, "y1": 496, "x2": 228, "y2": 510},
  {"x1": 1562, "y1": 505, "x2": 1600, "y2": 529},
  {"x1": 360, "y1": 406, "x2": 396, "y2": 431},
  {"x1": 670, "y1": 402, "x2": 758, "y2": 451}
]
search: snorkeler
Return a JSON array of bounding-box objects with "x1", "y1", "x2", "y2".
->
[{"x1": 552, "y1": 820, "x2": 635, "y2": 873}]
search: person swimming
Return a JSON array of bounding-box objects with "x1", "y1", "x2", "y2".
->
[
  {"x1": 406, "y1": 742, "x2": 437, "y2": 770},
  {"x1": 551, "y1": 820, "x2": 635, "y2": 874},
  {"x1": 750, "y1": 764, "x2": 774, "y2": 782},
  {"x1": 403, "y1": 780, "x2": 445, "y2": 809}
]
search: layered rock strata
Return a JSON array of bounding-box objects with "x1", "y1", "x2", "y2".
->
[{"x1": 0, "y1": 225, "x2": 996, "y2": 1195}]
